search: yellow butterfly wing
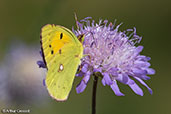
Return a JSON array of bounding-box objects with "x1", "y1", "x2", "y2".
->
[{"x1": 41, "y1": 24, "x2": 83, "y2": 101}]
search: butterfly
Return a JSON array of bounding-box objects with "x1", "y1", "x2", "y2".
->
[{"x1": 40, "y1": 24, "x2": 84, "y2": 101}]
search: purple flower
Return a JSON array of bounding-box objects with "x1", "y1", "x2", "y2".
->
[
  {"x1": 0, "y1": 43, "x2": 48, "y2": 106},
  {"x1": 37, "y1": 51, "x2": 46, "y2": 68},
  {"x1": 73, "y1": 17, "x2": 155, "y2": 96}
]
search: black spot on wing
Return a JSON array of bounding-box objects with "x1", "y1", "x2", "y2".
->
[
  {"x1": 61, "y1": 27, "x2": 75, "y2": 40},
  {"x1": 60, "y1": 33, "x2": 63, "y2": 39},
  {"x1": 59, "y1": 49, "x2": 62, "y2": 54},
  {"x1": 51, "y1": 50, "x2": 54, "y2": 54}
]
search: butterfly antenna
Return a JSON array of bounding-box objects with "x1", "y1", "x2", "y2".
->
[{"x1": 74, "y1": 12, "x2": 79, "y2": 30}]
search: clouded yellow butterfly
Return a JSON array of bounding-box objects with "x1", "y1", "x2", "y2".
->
[{"x1": 40, "y1": 24, "x2": 84, "y2": 101}]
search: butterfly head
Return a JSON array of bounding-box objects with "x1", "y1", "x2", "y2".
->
[{"x1": 77, "y1": 34, "x2": 85, "y2": 44}]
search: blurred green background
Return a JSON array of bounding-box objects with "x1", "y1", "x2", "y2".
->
[{"x1": 0, "y1": 0, "x2": 170, "y2": 114}]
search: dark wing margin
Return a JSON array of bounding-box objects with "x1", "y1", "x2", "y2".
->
[{"x1": 40, "y1": 25, "x2": 48, "y2": 70}]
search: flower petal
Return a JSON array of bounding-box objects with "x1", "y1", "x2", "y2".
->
[
  {"x1": 81, "y1": 64, "x2": 88, "y2": 73},
  {"x1": 141, "y1": 75, "x2": 151, "y2": 80},
  {"x1": 76, "y1": 71, "x2": 91, "y2": 93},
  {"x1": 116, "y1": 73, "x2": 128, "y2": 84},
  {"x1": 76, "y1": 81, "x2": 87, "y2": 93},
  {"x1": 108, "y1": 67, "x2": 118, "y2": 76},
  {"x1": 134, "y1": 77, "x2": 153, "y2": 94},
  {"x1": 102, "y1": 78, "x2": 106, "y2": 86},
  {"x1": 43, "y1": 79, "x2": 46, "y2": 86},
  {"x1": 146, "y1": 68, "x2": 155, "y2": 75},
  {"x1": 37, "y1": 61, "x2": 46, "y2": 68},
  {"x1": 39, "y1": 50, "x2": 43, "y2": 57},
  {"x1": 127, "y1": 78, "x2": 143, "y2": 96},
  {"x1": 93, "y1": 67, "x2": 102, "y2": 73},
  {"x1": 80, "y1": 17, "x2": 92, "y2": 22},
  {"x1": 110, "y1": 81, "x2": 125, "y2": 96},
  {"x1": 136, "y1": 46, "x2": 143, "y2": 53},
  {"x1": 76, "y1": 72, "x2": 84, "y2": 77},
  {"x1": 134, "y1": 60, "x2": 151, "y2": 68},
  {"x1": 101, "y1": 73, "x2": 113, "y2": 86},
  {"x1": 137, "y1": 55, "x2": 151, "y2": 61},
  {"x1": 132, "y1": 68, "x2": 147, "y2": 76},
  {"x1": 83, "y1": 71, "x2": 91, "y2": 83},
  {"x1": 132, "y1": 46, "x2": 143, "y2": 58}
]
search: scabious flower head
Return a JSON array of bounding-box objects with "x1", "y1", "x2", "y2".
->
[{"x1": 73, "y1": 17, "x2": 155, "y2": 96}]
